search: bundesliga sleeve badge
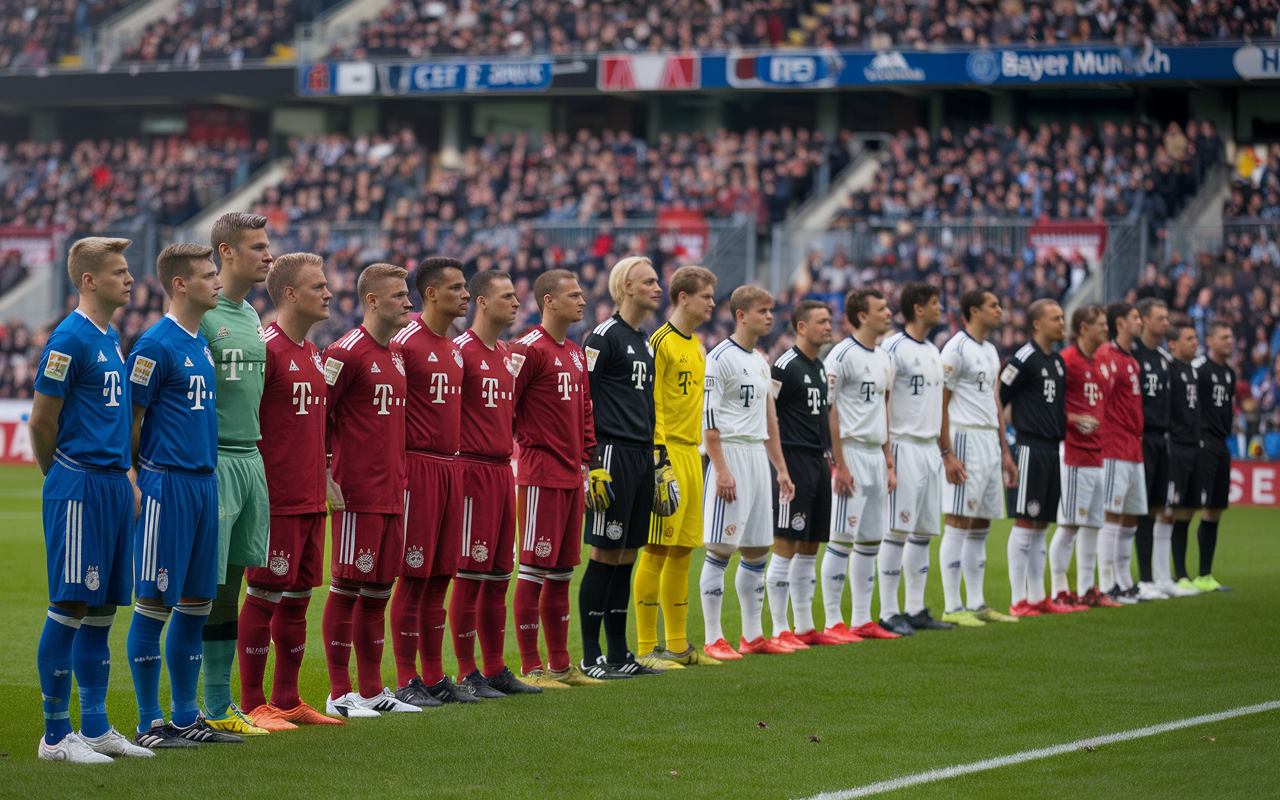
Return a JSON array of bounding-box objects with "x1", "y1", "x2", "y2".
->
[
  {"x1": 324, "y1": 357, "x2": 344, "y2": 386},
  {"x1": 44, "y1": 350, "x2": 72, "y2": 381},
  {"x1": 130, "y1": 356, "x2": 157, "y2": 386},
  {"x1": 585, "y1": 346, "x2": 600, "y2": 372}
]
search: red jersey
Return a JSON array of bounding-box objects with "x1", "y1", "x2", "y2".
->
[
  {"x1": 258, "y1": 322, "x2": 327, "y2": 515},
  {"x1": 323, "y1": 325, "x2": 407, "y2": 514},
  {"x1": 454, "y1": 329, "x2": 515, "y2": 460},
  {"x1": 509, "y1": 325, "x2": 596, "y2": 489},
  {"x1": 391, "y1": 315, "x2": 463, "y2": 455},
  {"x1": 1095, "y1": 340, "x2": 1144, "y2": 462},
  {"x1": 1061, "y1": 344, "x2": 1105, "y2": 468}
]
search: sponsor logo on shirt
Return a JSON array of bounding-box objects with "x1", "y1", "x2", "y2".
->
[
  {"x1": 289, "y1": 360, "x2": 300, "y2": 372},
  {"x1": 44, "y1": 350, "x2": 72, "y2": 381},
  {"x1": 130, "y1": 356, "x2": 157, "y2": 386},
  {"x1": 216, "y1": 327, "x2": 230, "y2": 339}
]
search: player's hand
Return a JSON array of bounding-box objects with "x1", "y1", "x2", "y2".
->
[
  {"x1": 585, "y1": 456, "x2": 614, "y2": 512},
  {"x1": 944, "y1": 452, "x2": 967, "y2": 485},
  {"x1": 886, "y1": 463, "x2": 898, "y2": 494},
  {"x1": 326, "y1": 474, "x2": 345, "y2": 514},
  {"x1": 128, "y1": 468, "x2": 142, "y2": 523},
  {"x1": 653, "y1": 446, "x2": 681, "y2": 517},
  {"x1": 716, "y1": 469, "x2": 737, "y2": 503},
  {"x1": 833, "y1": 463, "x2": 854, "y2": 498},
  {"x1": 777, "y1": 472, "x2": 795, "y2": 504},
  {"x1": 1002, "y1": 450, "x2": 1019, "y2": 489},
  {"x1": 1071, "y1": 414, "x2": 1100, "y2": 435}
]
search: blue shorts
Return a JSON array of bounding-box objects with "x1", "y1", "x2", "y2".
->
[
  {"x1": 134, "y1": 463, "x2": 219, "y2": 606},
  {"x1": 43, "y1": 455, "x2": 134, "y2": 607}
]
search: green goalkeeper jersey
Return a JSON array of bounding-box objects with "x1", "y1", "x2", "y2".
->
[{"x1": 200, "y1": 294, "x2": 266, "y2": 451}]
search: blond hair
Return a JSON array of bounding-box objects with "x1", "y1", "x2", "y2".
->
[
  {"x1": 357, "y1": 263, "x2": 408, "y2": 307},
  {"x1": 607, "y1": 256, "x2": 652, "y2": 305},
  {"x1": 668, "y1": 265, "x2": 716, "y2": 305},
  {"x1": 268, "y1": 252, "x2": 324, "y2": 306},
  {"x1": 156, "y1": 243, "x2": 215, "y2": 297},
  {"x1": 211, "y1": 212, "x2": 269, "y2": 257},
  {"x1": 67, "y1": 237, "x2": 131, "y2": 290},
  {"x1": 729, "y1": 285, "x2": 772, "y2": 319}
]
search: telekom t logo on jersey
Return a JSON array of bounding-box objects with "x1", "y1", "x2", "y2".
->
[
  {"x1": 631, "y1": 361, "x2": 647, "y2": 390},
  {"x1": 557, "y1": 372, "x2": 572, "y2": 400},
  {"x1": 292, "y1": 382, "x2": 313, "y2": 415},
  {"x1": 1083, "y1": 381, "x2": 1100, "y2": 406},
  {"x1": 429, "y1": 372, "x2": 450, "y2": 404},
  {"x1": 373, "y1": 384, "x2": 395, "y2": 415},
  {"x1": 222, "y1": 348, "x2": 245, "y2": 381},
  {"x1": 102, "y1": 371, "x2": 122, "y2": 407},
  {"x1": 481, "y1": 377, "x2": 500, "y2": 407},
  {"x1": 187, "y1": 375, "x2": 208, "y2": 410}
]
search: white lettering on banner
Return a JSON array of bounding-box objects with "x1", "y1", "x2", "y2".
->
[
  {"x1": 412, "y1": 64, "x2": 462, "y2": 90},
  {"x1": 1254, "y1": 467, "x2": 1275, "y2": 505},
  {"x1": 1229, "y1": 467, "x2": 1244, "y2": 505},
  {"x1": 1002, "y1": 48, "x2": 1169, "y2": 82},
  {"x1": 1002, "y1": 52, "x2": 1069, "y2": 81},
  {"x1": 772, "y1": 57, "x2": 816, "y2": 83},
  {"x1": 482, "y1": 63, "x2": 546, "y2": 87}
]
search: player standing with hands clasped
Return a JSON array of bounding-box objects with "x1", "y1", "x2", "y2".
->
[
  {"x1": 937, "y1": 290, "x2": 1020, "y2": 626},
  {"x1": 700, "y1": 286, "x2": 796, "y2": 659},
  {"x1": 1189, "y1": 321, "x2": 1236, "y2": 593}
]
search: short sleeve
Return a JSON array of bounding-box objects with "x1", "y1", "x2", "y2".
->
[
  {"x1": 941, "y1": 342, "x2": 963, "y2": 391},
  {"x1": 823, "y1": 351, "x2": 842, "y2": 398},
  {"x1": 34, "y1": 331, "x2": 80, "y2": 398},
  {"x1": 703, "y1": 355, "x2": 725, "y2": 430},
  {"x1": 582, "y1": 330, "x2": 610, "y2": 375},
  {"x1": 998, "y1": 352, "x2": 1027, "y2": 405},
  {"x1": 127, "y1": 338, "x2": 164, "y2": 408}
]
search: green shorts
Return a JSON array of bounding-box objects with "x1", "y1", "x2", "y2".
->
[{"x1": 215, "y1": 447, "x2": 270, "y2": 583}]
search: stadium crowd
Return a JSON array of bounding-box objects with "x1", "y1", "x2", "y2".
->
[
  {"x1": 0, "y1": 0, "x2": 132, "y2": 69},
  {"x1": 117, "y1": 0, "x2": 332, "y2": 64},
  {"x1": 1226, "y1": 143, "x2": 1280, "y2": 220}
]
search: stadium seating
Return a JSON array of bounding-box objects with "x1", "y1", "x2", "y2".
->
[
  {"x1": 0, "y1": 0, "x2": 133, "y2": 68},
  {"x1": 119, "y1": 0, "x2": 308, "y2": 64}
]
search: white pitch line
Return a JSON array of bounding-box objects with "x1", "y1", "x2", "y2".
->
[{"x1": 802, "y1": 700, "x2": 1280, "y2": 800}]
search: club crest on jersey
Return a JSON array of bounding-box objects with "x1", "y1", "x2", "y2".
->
[
  {"x1": 205, "y1": 346, "x2": 214, "y2": 366},
  {"x1": 405, "y1": 546, "x2": 424, "y2": 570},
  {"x1": 84, "y1": 566, "x2": 100, "y2": 591},
  {"x1": 391, "y1": 352, "x2": 406, "y2": 376},
  {"x1": 1078, "y1": 507, "x2": 1087, "y2": 518},
  {"x1": 790, "y1": 513, "x2": 806, "y2": 531},
  {"x1": 507, "y1": 353, "x2": 525, "y2": 377},
  {"x1": 571, "y1": 351, "x2": 583, "y2": 371},
  {"x1": 723, "y1": 524, "x2": 737, "y2": 538},
  {"x1": 257, "y1": 326, "x2": 267, "y2": 342},
  {"x1": 1027, "y1": 500, "x2": 1041, "y2": 517},
  {"x1": 312, "y1": 352, "x2": 325, "y2": 373},
  {"x1": 269, "y1": 552, "x2": 290, "y2": 576},
  {"x1": 355, "y1": 550, "x2": 375, "y2": 573},
  {"x1": 216, "y1": 327, "x2": 230, "y2": 340},
  {"x1": 847, "y1": 516, "x2": 858, "y2": 529},
  {"x1": 156, "y1": 568, "x2": 169, "y2": 592},
  {"x1": 534, "y1": 537, "x2": 553, "y2": 559},
  {"x1": 606, "y1": 521, "x2": 623, "y2": 540},
  {"x1": 1114, "y1": 495, "x2": 1123, "y2": 507},
  {"x1": 900, "y1": 510, "x2": 912, "y2": 524},
  {"x1": 470, "y1": 542, "x2": 489, "y2": 563},
  {"x1": 44, "y1": 350, "x2": 72, "y2": 381},
  {"x1": 584, "y1": 346, "x2": 600, "y2": 372},
  {"x1": 1056, "y1": 361, "x2": 1064, "y2": 375},
  {"x1": 130, "y1": 356, "x2": 156, "y2": 386},
  {"x1": 116, "y1": 345, "x2": 124, "y2": 361},
  {"x1": 966, "y1": 499, "x2": 977, "y2": 512},
  {"x1": 453, "y1": 349, "x2": 464, "y2": 368}
]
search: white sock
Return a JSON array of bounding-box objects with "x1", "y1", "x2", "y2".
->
[
  {"x1": 789, "y1": 554, "x2": 818, "y2": 634},
  {"x1": 902, "y1": 535, "x2": 932, "y2": 616},
  {"x1": 962, "y1": 527, "x2": 989, "y2": 609},
  {"x1": 878, "y1": 532, "x2": 907, "y2": 618},
  {"x1": 1026, "y1": 527, "x2": 1048, "y2": 604},
  {"x1": 765, "y1": 554, "x2": 792, "y2": 635},
  {"x1": 939, "y1": 526, "x2": 965, "y2": 612},
  {"x1": 700, "y1": 553, "x2": 729, "y2": 643},
  {"x1": 1115, "y1": 525, "x2": 1137, "y2": 590},
  {"x1": 1076, "y1": 526, "x2": 1099, "y2": 593},
  {"x1": 820, "y1": 543, "x2": 851, "y2": 627},
  {"x1": 850, "y1": 543, "x2": 879, "y2": 627},
  {"x1": 1049, "y1": 525, "x2": 1078, "y2": 597},
  {"x1": 1007, "y1": 526, "x2": 1031, "y2": 605},
  {"x1": 1097, "y1": 522, "x2": 1119, "y2": 591},
  {"x1": 735, "y1": 557, "x2": 768, "y2": 643},
  {"x1": 1152, "y1": 520, "x2": 1174, "y2": 586}
]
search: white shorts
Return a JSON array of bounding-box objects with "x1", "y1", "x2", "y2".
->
[
  {"x1": 1057, "y1": 463, "x2": 1105, "y2": 528},
  {"x1": 943, "y1": 428, "x2": 1005, "y2": 521},
  {"x1": 1103, "y1": 459, "x2": 1148, "y2": 515},
  {"x1": 704, "y1": 441, "x2": 773, "y2": 549},
  {"x1": 889, "y1": 438, "x2": 942, "y2": 536},
  {"x1": 831, "y1": 441, "x2": 888, "y2": 544}
]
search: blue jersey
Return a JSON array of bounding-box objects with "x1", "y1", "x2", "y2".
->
[
  {"x1": 128, "y1": 315, "x2": 218, "y2": 473},
  {"x1": 34, "y1": 309, "x2": 130, "y2": 470}
]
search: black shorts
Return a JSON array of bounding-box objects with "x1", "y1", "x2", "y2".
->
[
  {"x1": 1167, "y1": 442, "x2": 1202, "y2": 509},
  {"x1": 1007, "y1": 442, "x2": 1060, "y2": 523},
  {"x1": 1196, "y1": 442, "x2": 1231, "y2": 510},
  {"x1": 773, "y1": 449, "x2": 831, "y2": 543},
  {"x1": 584, "y1": 440, "x2": 651, "y2": 551},
  {"x1": 1142, "y1": 432, "x2": 1170, "y2": 510}
]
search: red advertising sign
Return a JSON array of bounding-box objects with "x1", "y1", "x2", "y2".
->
[
  {"x1": 1229, "y1": 460, "x2": 1280, "y2": 506},
  {"x1": 656, "y1": 209, "x2": 709, "y2": 262},
  {"x1": 0, "y1": 226, "x2": 64, "y2": 268},
  {"x1": 1028, "y1": 221, "x2": 1107, "y2": 267}
]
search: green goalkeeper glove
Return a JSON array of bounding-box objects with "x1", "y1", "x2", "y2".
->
[{"x1": 653, "y1": 445, "x2": 681, "y2": 517}]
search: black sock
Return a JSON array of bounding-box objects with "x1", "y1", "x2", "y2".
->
[
  {"x1": 1197, "y1": 519, "x2": 1219, "y2": 577},
  {"x1": 603, "y1": 561, "x2": 635, "y2": 664},
  {"x1": 1135, "y1": 517, "x2": 1155, "y2": 583},
  {"x1": 1171, "y1": 520, "x2": 1190, "y2": 579},
  {"x1": 577, "y1": 560, "x2": 614, "y2": 664}
]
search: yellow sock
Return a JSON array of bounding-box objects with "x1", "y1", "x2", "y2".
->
[
  {"x1": 633, "y1": 551, "x2": 665, "y2": 654},
  {"x1": 659, "y1": 551, "x2": 692, "y2": 653}
]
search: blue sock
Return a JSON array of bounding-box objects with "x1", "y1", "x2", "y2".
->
[
  {"x1": 73, "y1": 614, "x2": 114, "y2": 738},
  {"x1": 127, "y1": 606, "x2": 168, "y2": 733},
  {"x1": 37, "y1": 607, "x2": 81, "y2": 746},
  {"x1": 167, "y1": 603, "x2": 210, "y2": 727}
]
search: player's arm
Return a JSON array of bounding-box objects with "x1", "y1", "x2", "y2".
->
[
  {"x1": 765, "y1": 391, "x2": 794, "y2": 502},
  {"x1": 30, "y1": 336, "x2": 78, "y2": 476},
  {"x1": 702, "y1": 367, "x2": 735, "y2": 502},
  {"x1": 940, "y1": 348, "x2": 966, "y2": 485},
  {"x1": 321, "y1": 348, "x2": 349, "y2": 512},
  {"x1": 826, "y1": 361, "x2": 854, "y2": 497},
  {"x1": 28, "y1": 391, "x2": 63, "y2": 476},
  {"x1": 581, "y1": 360, "x2": 598, "y2": 471},
  {"x1": 884, "y1": 389, "x2": 897, "y2": 494},
  {"x1": 995, "y1": 383, "x2": 1017, "y2": 488},
  {"x1": 651, "y1": 336, "x2": 669, "y2": 446}
]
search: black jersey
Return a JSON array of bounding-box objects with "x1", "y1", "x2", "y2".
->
[
  {"x1": 771, "y1": 345, "x2": 830, "y2": 454},
  {"x1": 998, "y1": 340, "x2": 1066, "y2": 446},
  {"x1": 583, "y1": 313, "x2": 655, "y2": 447},
  {"x1": 1168, "y1": 355, "x2": 1201, "y2": 447},
  {"x1": 1133, "y1": 338, "x2": 1170, "y2": 432},
  {"x1": 1193, "y1": 355, "x2": 1235, "y2": 444}
]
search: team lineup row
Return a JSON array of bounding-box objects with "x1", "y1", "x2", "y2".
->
[{"x1": 30, "y1": 214, "x2": 1233, "y2": 764}]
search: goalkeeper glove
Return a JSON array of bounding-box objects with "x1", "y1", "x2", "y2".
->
[
  {"x1": 653, "y1": 445, "x2": 681, "y2": 517},
  {"x1": 585, "y1": 454, "x2": 614, "y2": 512}
]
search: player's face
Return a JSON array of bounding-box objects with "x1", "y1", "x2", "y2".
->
[
  {"x1": 631, "y1": 265, "x2": 662, "y2": 312},
  {"x1": 372, "y1": 278, "x2": 413, "y2": 330},
  {"x1": 546, "y1": 278, "x2": 585, "y2": 324},
  {"x1": 434, "y1": 267, "x2": 470, "y2": 319},
  {"x1": 975, "y1": 292, "x2": 1002, "y2": 329},
  {"x1": 229, "y1": 228, "x2": 273, "y2": 284},
  {"x1": 293, "y1": 263, "x2": 331, "y2": 322},
  {"x1": 1037, "y1": 303, "x2": 1066, "y2": 342},
  {"x1": 1171, "y1": 327, "x2": 1198, "y2": 361},
  {"x1": 1143, "y1": 305, "x2": 1169, "y2": 338},
  {"x1": 187, "y1": 258, "x2": 223, "y2": 310},
  {"x1": 1120, "y1": 308, "x2": 1142, "y2": 338},
  {"x1": 92, "y1": 252, "x2": 134, "y2": 309},
  {"x1": 861, "y1": 296, "x2": 893, "y2": 337},
  {"x1": 918, "y1": 294, "x2": 943, "y2": 327},
  {"x1": 681, "y1": 283, "x2": 717, "y2": 322},
  {"x1": 800, "y1": 308, "x2": 832, "y2": 347},
  {"x1": 1080, "y1": 313, "x2": 1108, "y2": 349},
  {"x1": 1208, "y1": 327, "x2": 1234, "y2": 360},
  {"x1": 740, "y1": 302, "x2": 773, "y2": 338},
  {"x1": 483, "y1": 277, "x2": 519, "y2": 328}
]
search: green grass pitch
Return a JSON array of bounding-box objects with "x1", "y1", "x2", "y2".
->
[{"x1": 0, "y1": 463, "x2": 1276, "y2": 799}]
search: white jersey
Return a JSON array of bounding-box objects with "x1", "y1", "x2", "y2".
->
[
  {"x1": 824, "y1": 336, "x2": 892, "y2": 446},
  {"x1": 884, "y1": 331, "x2": 944, "y2": 440},
  {"x1": 941, "y1": 330, "x2": 1001, "y2": 429},
  {"x1": 704, "y1": 338, "x2": 771, "y2": 443}
]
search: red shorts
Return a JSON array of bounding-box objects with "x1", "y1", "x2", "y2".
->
[
  {"x1": 245, "y1": 512, "x2": 326, "y2": 592},
  {"x1": 517, "y1": 484, "x2": 584, "y2": 570},
  {"x1": 331, "y1": 509, "x2": 403, "y2": 584},
  {"x1": 404, "y1": 451, "x2": 463, "y2": 579},
  {"x1": 458, "y1": 459, "x2": 517, "y2": 574}
]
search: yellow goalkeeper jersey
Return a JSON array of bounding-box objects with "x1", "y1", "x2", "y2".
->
[{"x1": 650, "y1": 321, "x2": 705, "y2": 447}]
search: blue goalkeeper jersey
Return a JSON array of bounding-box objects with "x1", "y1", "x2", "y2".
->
[
  {"x1": 128, "y1": 314, "x2": 218, "y2": 473},
  {"x1": 34, "y1": 309, "x2": 131, "y2": 470}
]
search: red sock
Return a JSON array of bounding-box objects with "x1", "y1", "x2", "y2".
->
[
  {"x1": 322, "y1": 586, "x2": 358, "y2": 698},
  {"x1": 270, "y1": 594, "x2": 310, "y2": 709},
  {"x1": 514, "y1": 571, "x2": 544, "y2": 674},
  {"x1": 237, "y1": 593, "x2": 276, "y2": 711},
  {"x1": 353, "y1": 587, "x2": 391, "y2": 699},
  {"x1": 541, "y1": 576, "x2": 572, "y2": 673},
  {"x1": 448, "y1": 576, "x2": 482, "y2": 678},
  {"x1": 478, "y1": 578, "x2": 510, "y2": 679},
  {"x1": 419, "y1": 575, "x2": 451, "y2": 685},
  {"x1": 389, "y1": 576, "x2": 426, "y2": 689}
]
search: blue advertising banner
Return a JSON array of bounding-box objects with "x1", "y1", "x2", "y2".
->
[{"x1": 299, "y1": 59, "x2": 556, "y2": 96}]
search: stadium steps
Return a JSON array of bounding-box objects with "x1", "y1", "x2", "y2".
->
[
  {"x1": 293, "y1": 0, "x2": 399, "y2": 62},
  {"x1": 94, "y1": 0, "x2": 181, "y2": 65},
  {"x1": 0, "y1": 271, "x2": 58, "y2": 329},
  {"x1": 173, "y1": 158, "x2": 291, "y2": 248},
  {"x1": 1163, "y1": 162, "x2": 1232, "y2": 263}
]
